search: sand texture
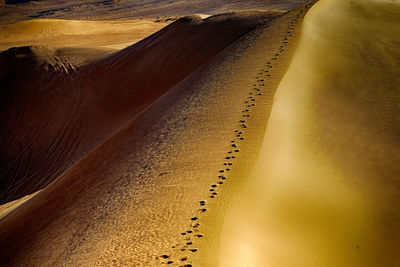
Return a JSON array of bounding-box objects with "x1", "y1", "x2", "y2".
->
[
  {"x1": 0, "y1": 11, "x2": 280, "y2": 205},
  {"x1": 0, "y1": 3, "x2": 313, "y2": 266},
  {"x1": 0, "y1": 0, "x2": 399, "y2": 266},
  {"x1": 202, "y1": 0, "x2": 400, "y2": 266}
]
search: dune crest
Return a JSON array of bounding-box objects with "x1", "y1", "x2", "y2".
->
[
  {"x1": 210, "y1": 0, "x2": 400, "y2": 265},
  {"x1": 0, "y1": 11, "x2": 282, "y2": 205},
  {"x1": 0, "y1": 6, "x2": 303, "y2": 266},
  {"x1": 1, "y1": 0, "x2": 398, "y2": 265}
]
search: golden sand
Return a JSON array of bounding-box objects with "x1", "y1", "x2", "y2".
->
[
  {"x1": 0, "y1": 0, "x2": 399, "y2": 265},
  {"x1": 204, "y1": 0, "x2": 400, "y2": 266},
  {"x1": 0, "y1": 19, "x2": 169, "y2": 51}
]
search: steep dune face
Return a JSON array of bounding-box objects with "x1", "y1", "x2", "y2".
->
[
  {"x1": 0, "y1": 5, "x2": 307, "y2": 265},
  {"x1": 214, "y1": 0, "x2": 400, "y2": 266},
  {"x1": 86, "y1": 11, "x2": 282, "y2": 108},
  {"x1": 0, "y1": 11, "x2": 281, "y2": 204},
  {"x1": 0, "y1": 45, "x2": 111, "y2": 204}
]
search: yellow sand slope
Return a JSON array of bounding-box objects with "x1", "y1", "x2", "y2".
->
[
  {"x1": 0, "y1": 19, "x2": 169, "y2": 51},
  {"x1": 208, "y1": 0, "x2": 400, "y2": 266}
]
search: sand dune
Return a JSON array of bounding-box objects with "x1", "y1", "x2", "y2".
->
[
  {"x1": 0, "y1": 18, "x2": 170, "y2": 51},
  {"x1": 1, "y1": 0, "x2": 399, "y2": 265},
  {"x1": 0, "y1": 0, "x2": 308, "y2": 26},
  {"x1": 201, "y1": 0, "x2": 400, "y2": 266},
  {"x1": 0, "y1": 4, "x2": 309, "y2": 266},
  {"x1": 0, "y1": 11, "x2": 281, "y2": 205}
]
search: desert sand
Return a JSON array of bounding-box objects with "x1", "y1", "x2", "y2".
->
[
  {"x1": 0, "y1": 0, "x2": 306, "y2": 26},
  {"x1": 0, "y1": 0, "x2": 399, "y2": 266},
  {"x1": 0, "y1": 18, "x2": 170, "y2": 51},
  {"x1": 0, "y1": 11, "x2": 280, "y2": 206},
  {"x1": 197, "y1": 0, "x2": 400, "y2": 266}
]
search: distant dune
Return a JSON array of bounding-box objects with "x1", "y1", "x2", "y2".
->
[
  {"x1": 0, "y1": 0, "x2": 309, "y2": 26},
  {"x1": 0, "y1": 18, "x2": 170, "y2": 51}
]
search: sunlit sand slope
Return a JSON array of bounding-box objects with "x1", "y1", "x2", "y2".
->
[
  {"x1": 0, "y1": 12, "x2": 279, "y2": 205},
  {"x1": 0, "y1": 19, "x2": 170, "y2": 51},
  {"x1": 212, "y1": 0, "x2": 400, "y2": 266},
  {"x1": 0, "y1": 4, "x2": 312, "y2": 266}
]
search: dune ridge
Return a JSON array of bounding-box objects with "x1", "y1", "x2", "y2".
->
[
  {"x1": 0, "y1": 11, "x2": 281, "y2": 205},
  {"x1": 202, "y1": 0, "x2": 400, "y2": 265},
  {"x1": 0, "y1": 4, "x2": 312, "y2": 266},
  {"x1": 1, "y1": 0, "x2": 397, "y2": 265}
]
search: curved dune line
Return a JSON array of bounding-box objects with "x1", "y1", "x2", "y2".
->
[
  {"x1": 0, "y1": 11, "x2": 286, "y2": 266},
  {"x1": 210, "y1": 0, "x2": 400, "y2": 266},
  {"x1": 160, "y1": 1, "x2": 317, "y2": 266}
]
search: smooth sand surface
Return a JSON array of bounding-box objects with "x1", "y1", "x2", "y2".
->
[
  {"x1": 0, "y1": 19, "x2": 169, "y2": 51},
  {"x1": 204, "y1": 0, "x2": 400, "y2": 266}
]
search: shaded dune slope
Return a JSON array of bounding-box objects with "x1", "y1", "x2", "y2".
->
[
  {"x1": 0, "y1": 11, "x2": 281, "y2": 204},
  {"x1": 0, "y1": 2, "x2": 314, "y2": 265}
]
